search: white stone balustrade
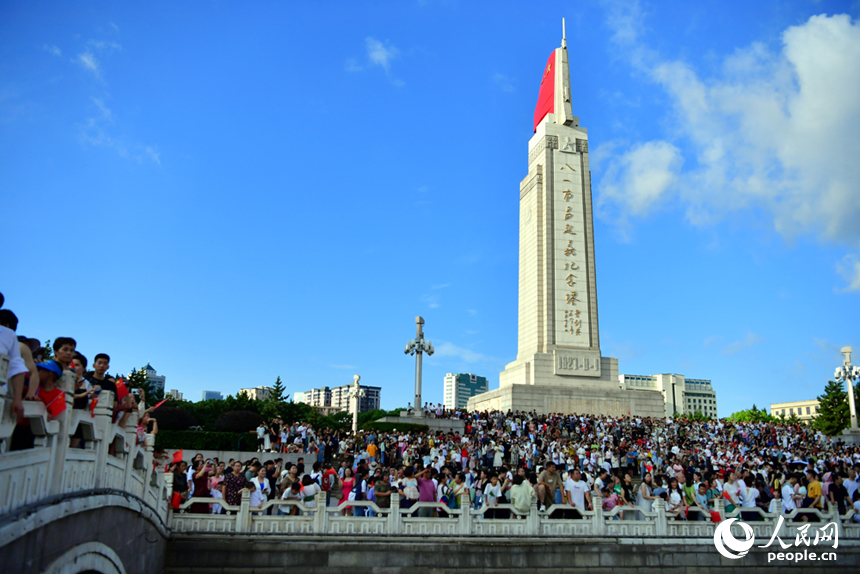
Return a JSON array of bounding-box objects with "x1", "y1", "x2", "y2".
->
[
  {"x1": 0, "y1": 355, "x2": 169, "y2": 520},
  {"x1": 166, "y1": 484, "x2": 860, "y2": 539},
  {"x1": 1, "y1": 353, "x2": 857, "y2": 543}
]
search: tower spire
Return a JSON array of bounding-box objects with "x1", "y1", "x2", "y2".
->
[{"x1": 562, "y1": 17, "x2": 567, "y2": 49}]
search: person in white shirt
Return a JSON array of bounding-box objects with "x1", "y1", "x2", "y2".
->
[
  {"x1": 845, "y1": 469, "x2": 859, "y2": 500},
  {"x1": 563, "y1": 469, "x2": 592, "y2": 518},
  {"x1": 0, "y1": 310, "x2": 29, "y2": 416},
  {"x1": 781, "y1": 475, "x2": 800, "y2": 513},
  {"x1": 249, "y1": 467, "x2": 270, "y2": 509},
  {"x1": 211, "y1": 483, "x2": 225, "y2": 514}
]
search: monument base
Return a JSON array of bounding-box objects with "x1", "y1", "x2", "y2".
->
[
  {"x1": 840, "y1": 428, "x2": 860, "y2": 445},
  {"x1": 376, "y1": 414, "x2": 466, "y2": 435},
  {"x1": 466, "y1": 383, "x2": 665, "y2": 418}
]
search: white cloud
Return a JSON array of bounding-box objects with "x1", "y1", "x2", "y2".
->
[
  {"x1": 594, "y1": 140, "x2": 682, "y2": 230},
  {"x1": 599, "y1": 6, "x2": 860, "y2": 249},
  {"x1": 87, "y1": 39, "x2": 122, "y2": 51},
  {"x1": 420, "y1": 293, "x2": 440, "y2": 308},
  {"x1": 433, "y1": 342, "x2": 493, "y2": 363},
  {"x1": 365, "y1": 37, "x2": 398, "y2": 72},
  {"x1": 75, "y1": 52, "x2": 100, "y2": 76},
  {"x1": 43, "y1": 44, "x2": 61, "y2": 56},
  {"x1": 836, "y1": 254, "x2": 860, "y2": 292},
  {"x1": 703, "y1": 335, "x2": 723, "y2": 347},
  {"x1": 344, "y1": 57, "x2": 363, "y2": 72},
  {"x1": 92, "y1": 97, "x2": 112, "y2": 121},
  {"x1": 82, "y1": 98, "x2": 160, "y2": 164},
  {"x1": 431, "y1": 283, "x2": 451, "y2": 290},
  {"x1": 494, "y1": 72, "x2": 515, "y2": 92},
  {"x1": 145, "y1": 146, "x2": 161, "y2": 165},
  {"x1": 722, "y1": 332, "x2": 764, "y2": 356}
]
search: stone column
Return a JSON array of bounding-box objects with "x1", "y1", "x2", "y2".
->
[
  {"x1": 48, "y1": 371, "x2": 75, "y2": 496},
  {"x1": 459, "y1": 492, "x2": 472, "y2": 535},
  {"x1": 653, "y1": 497, "x2": 667, "y2": 536},
  {"x1": 313, "y1": 491, "x2": 327, "y2": 533},
  {"x1": 528, "y1": 492, "x2": 539, "y2": 535},
  {"x1": 237, "y1": 489, "x2": 252, "y2": 532},
  {"x1": 592, "y1": 493, "x2": 605, "y2": 535},
  {"x1": 389, "y1": 492, "x2": 401, "y2": 535},
  {"x1": 92, "y1": 390, "x2": 115, "y2": 489}
]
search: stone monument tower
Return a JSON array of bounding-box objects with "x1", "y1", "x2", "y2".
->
[{"x1": 468, "y1": 24, "x2": 665, "y2": 417}]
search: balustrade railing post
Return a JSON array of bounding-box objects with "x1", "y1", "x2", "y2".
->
[
  {"x1": 828, "y1": 502, "x2": 844, "y2": 540},
  {"x1": 122, "y1": 411, "x2": 140, "y2": 494},
  {"x1": 92, "y1": 390, "x2": 115, "y2": 489},
  {"x1": 237, "y1": 489, "x2": 252, "y2": 532},
  {"x1": 313, "y1": 491, "x2": 327, "y2": 533},
  {"x1": 164, "y1": 472, "x2": 175, "y2": 526},
  {"x1": 459, "y1": 492, "x2": 471, "y2": 535},
  {"x1": 592, "y1": 493, "x2": 605, "y2": 535},
  {"x1": 654, "y1": 497, "x2": 667, "y2": 536},
  {"x1": 528, "y1": 492, "x2": 539, "y2": 535},
  {"x1": 48, "y1": 371, "x2": 75, "y2": 496},
  {"x1": 389, "y1": 492, "x2": 401, "y2": 535},
  {"x1": 772, "y1": 499, "x2": 783, "y2": 536}
]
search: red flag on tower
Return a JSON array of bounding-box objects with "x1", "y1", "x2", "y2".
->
[{"x1": 533, "y1": 51, "x2": 555, "y2": 131}]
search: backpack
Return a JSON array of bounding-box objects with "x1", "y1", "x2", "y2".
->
[{"x1": 352, "y1": 478, "x2": 366, "y2": 501}]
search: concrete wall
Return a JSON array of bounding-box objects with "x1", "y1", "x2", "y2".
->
[{"x1": 166, "y1": 536, "x2": 858, "y2": 574}]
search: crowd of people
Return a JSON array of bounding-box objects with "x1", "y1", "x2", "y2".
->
[
  {"x1": 3, "y1": 290, "x2": 858, "y2": 524},
  {"x1": 170, "y1": 407, "x2": 860, "y2": 524},
  {"x1": 0, "y1": 293, "x2": 157, "y2": 452}
]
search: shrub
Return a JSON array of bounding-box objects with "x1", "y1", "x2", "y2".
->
[
  {"x1": 155, "y1": 430, "x2": 258, "y2": 451},
  {"x1": 361, "y1": 421, "x2": 429, "y2": 433},
  {"x1": 153, "y1": 406, "x2": 198, "y2": 431},
  {"x1": 214, "y1": 410, "x2": 265, "y2": 433}
]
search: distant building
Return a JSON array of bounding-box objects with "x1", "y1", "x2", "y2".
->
[
  {"x1": 167, "y1": 389, "x2": 183, "y2": 401},
  {"x1": 770, "y1": 399, "x2": 820, "y2": 422},
  {"x1": 619, "y1": 374, "x2": 718, "y2": 418},
  {"x1": 295, "y1": 384, "x2": 381, "y2": 415},
  {"x1": 202, "y1": 391, "x2": 223, "y2": 401},
  {"x1": 240, "y1": 386, "x2": 273, "y2": 401},
  {"x1": 443, "y1": 373, "x2": 489, "y2": 410},
  {"x1": 141, "y1": 363, "x2": 165, "y2": 396}
]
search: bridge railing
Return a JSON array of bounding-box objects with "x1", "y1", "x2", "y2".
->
[
  {"x1": 0, "y1": 356, "x2": 169, "y2": 519},
  {"x1": 166, "y1": 486, "x2": 859, "y2": 539}
]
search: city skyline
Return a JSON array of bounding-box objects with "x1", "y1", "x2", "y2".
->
[{"x1": 2, "y1": 1, "x2": 858, "y2": 416}]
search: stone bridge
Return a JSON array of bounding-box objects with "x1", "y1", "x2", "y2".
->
[{"x1": 0, "y1": 355, "x2": 858, "y2": 573}]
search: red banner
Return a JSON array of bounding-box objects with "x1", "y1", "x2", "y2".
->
[
  {"x1": 152, "y1": 399, "x2": 168, "y2": 410},
  {"x1": 172, "y1": 449, "x2": 184, "y2": 464},
  {"x1": 533, "y1": 51, "x2": 555, "y2": 132}
]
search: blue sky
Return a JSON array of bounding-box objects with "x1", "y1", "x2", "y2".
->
[{"x1": 2, "y1": 1, "x2": 858, "y2": 416}]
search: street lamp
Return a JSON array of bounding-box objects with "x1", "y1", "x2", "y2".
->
[
  {"x1": 404, "y1": 316, "x2": 434, "y2": 417},
  {"x1": 835, "y1": 346, "x2": 859, "y2": 434}
]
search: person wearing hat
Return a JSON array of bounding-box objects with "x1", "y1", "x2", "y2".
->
[{"x1": 33, "y1": 361, "x2": 66, "y2": 420}]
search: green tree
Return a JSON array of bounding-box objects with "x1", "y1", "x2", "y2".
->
[
  {"x1": 728, "y1": 404, "x2": 778, "y2": 424},
  {"x1": 126, "y1": 367, "x2": 163, "y2": 407},
  {"x1": 269, "y1": 376, "x2": 287, "y2": 403},
  {"x1": 812, "y1": 380, "x2": 850, "y2": 436}
]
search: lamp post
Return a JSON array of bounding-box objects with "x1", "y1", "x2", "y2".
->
[
  {"x1": 404, "y1": 316, "x2": 434, "y2": 417},
  {"x1": 835, "y1": 346, "x2": 859, "y2": 435},
  {"x1": 348, "y1": 374, "x2": 365, "y2": 434}
]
